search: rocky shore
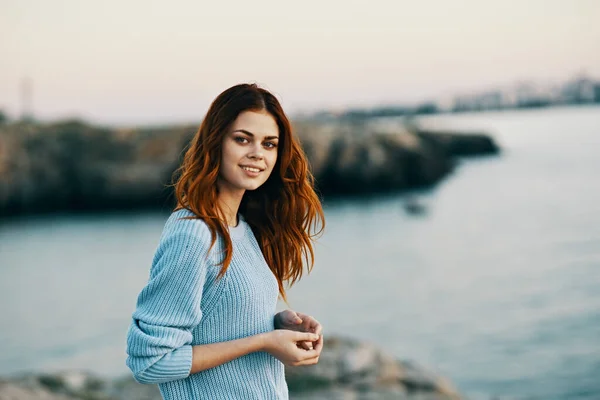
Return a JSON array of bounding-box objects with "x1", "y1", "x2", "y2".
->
[
  {"x1": 0, "y1": 118, "x2": 498, "y2": 217},
  {"x1": 0, "y1": 336, "x2": 463, "y2": 400}
]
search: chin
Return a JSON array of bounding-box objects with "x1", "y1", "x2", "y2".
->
[{"x1": 243, "y1": 182, "x2": 265, "y2": 191}]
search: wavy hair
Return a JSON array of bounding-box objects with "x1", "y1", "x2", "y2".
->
[{"x1": 172, "y1": 83, "x2": 324, "y2": 300}]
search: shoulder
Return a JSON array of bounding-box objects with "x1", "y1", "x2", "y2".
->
[
  {"x1": 150, "y1": 210, "x2": 213, "y2": 273},
  {"x1": 152, "y1": 209, "x2": 214, "y2": 258},
  {"x1": 162, "y1": 208, "x2": 212, "y2": 241}
]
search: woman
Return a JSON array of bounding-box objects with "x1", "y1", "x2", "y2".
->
[{"x1": 126, "y1": 83, "x2": 325, "y2": 399}]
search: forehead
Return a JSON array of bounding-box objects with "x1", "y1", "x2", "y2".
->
[{"x1": 231, "y1": 110, "x2": 279, "y2": 138}]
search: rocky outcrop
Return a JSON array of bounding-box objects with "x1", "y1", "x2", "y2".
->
[
  {"x1": 415, "y1": 130, "x2": 498, "y2": 157},
  {"x1": 0, "y1": 119, "x2": 499, "y2": 217},
  {"x1": 0, "y1": 337, "x2": 463, "y2": 400},
  {"x1": 0, "y1": 120, "x2": 194, "y2": 216},
  {"x1": 294, "y1": 121, "x2": 475, "y2": 195},
  {"x1": 286, "y1": 336, "x2": 462, "y2": 399}
]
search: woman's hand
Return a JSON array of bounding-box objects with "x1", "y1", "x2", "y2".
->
[
  {"x1": 274, "y1": 310, "x2": 323, "y2": 351},
  {"x1": 261, "y1": 330, "x2": 321, "y2": 366}
]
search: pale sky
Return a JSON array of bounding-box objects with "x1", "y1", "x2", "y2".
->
[{"x1": 1, "y1": 0, "x2": 599, "y2": 125}]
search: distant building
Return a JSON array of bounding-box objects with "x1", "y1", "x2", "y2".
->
[
  {"x1": 594, "y1": 84, "x2": 600, "y2": 103},
  {"x1": 560, "y1": 76, "x2": 596, "y2": 103},
  {"x1": 314, "y1": 74, "x2": 600, "y2": 118}
]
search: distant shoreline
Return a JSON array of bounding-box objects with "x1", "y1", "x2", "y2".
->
[{"x1": 306, "y1": 101, "x2": 600, "y2": 122}]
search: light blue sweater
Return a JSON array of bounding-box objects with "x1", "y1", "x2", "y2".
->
[{"x1": 126, "y1": 209, "x2": 288, "y2": 399}]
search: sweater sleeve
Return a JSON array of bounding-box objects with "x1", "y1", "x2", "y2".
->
[{"x1": 125, "y1": 223, "x2": 210, "y2": 384}]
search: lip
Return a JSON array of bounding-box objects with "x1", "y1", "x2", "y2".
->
[
  {"x1": 239, "y1": 165, "x2": 265, "y2": 172},
  {"x1": 240, "y1": 165, "x2": 264, "y2": 177}
]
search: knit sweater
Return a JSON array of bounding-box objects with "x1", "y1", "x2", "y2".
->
[{"x1": 126, "y1": 209, "x2": 288, "y2": 399}]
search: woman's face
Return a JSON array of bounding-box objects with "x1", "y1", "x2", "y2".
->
[{"x1": 218, "y1": 110, "x2": 280, "y2": 195}]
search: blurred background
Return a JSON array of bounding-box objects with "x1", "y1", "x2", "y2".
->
[{"x1": 1, "y1": 1, "x2": 599, "y2": 399}]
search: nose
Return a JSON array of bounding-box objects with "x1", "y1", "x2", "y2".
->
[{"x1": 247, "y1": 145, "x2": 264, "y2": 160}]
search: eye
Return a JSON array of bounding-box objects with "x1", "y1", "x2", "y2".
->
[
  {"x1": 234, "y1": 136, "x2": 249, "y2": 144},
  {"x1": 264, "y1": 141, "x2": 278, "y2": 149}
]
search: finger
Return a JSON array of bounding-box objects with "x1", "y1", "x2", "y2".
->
[
  {"x1": 299, "y1": 340, "x2": 312, "y2": 350},
  {"x1": 314, "y1": 334, "x2": 324, "y2": 353},
  {"x1": 285, "y1": 309, "x2": 303, "y2": 325},
  {"x1": 293, "y1": 348, "x2": 319, "y2": 360},
  {"x1": 293, "y1": 355, "x2": 320, "y2": 366},
  {"x1": 295, "y1": 332, "x2": 319, "y2": 342},
  {"x1": 297, "y1": 342, "x2": 312, "y2": 350},
  {"x1": 312, "y1": 319, "x2": 322, "y2": 332},
  {"x1": 299, "y1": 315, "x2": 321, "y2": 333},
  {"x1": 302, "y1": 319, "x2": 313, "y2": 332},
  {"x1": 308, "y1": 320, "x2": 322, "y2": 335},
  {"x1": 298, "y1": 340, "x2": 313, "y2": 350},
  {"x1": 295, "y1": 311, "x2": 309, "y2": 320}
]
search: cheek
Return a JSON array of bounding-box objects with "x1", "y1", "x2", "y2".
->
[
  {"x1": 222, "y1": 143, "x2": 238, "y2": 162},
  {"x1": 267, "y1": 151, "x2": 278, "y2": 169},
  {"x1": 220, "y1": 147, "x2": 239, "y2": 176}
]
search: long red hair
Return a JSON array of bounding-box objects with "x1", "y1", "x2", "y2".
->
[{"x1": 173, "y1": 83, "x2": 324, "y2": 299}]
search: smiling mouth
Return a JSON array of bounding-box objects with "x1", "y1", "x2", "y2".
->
[{"x1": 241, "y1": 166, "x2": 263, "y2": 172}]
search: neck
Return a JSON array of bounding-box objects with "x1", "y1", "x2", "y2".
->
[{"x1": 217, "y1": 184, "x2": 245, "y2": 227}]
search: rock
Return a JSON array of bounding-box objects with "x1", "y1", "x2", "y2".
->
[
  {"x1": 415, "y1": 130, "x2": 499, "y2": 157},
  {"x1": 6, "y1": 372, "x2": 113, "y2": 400},
  {"x1": 403, "y1": 197, "x2": 427, "y2": 216},
  {"x1": 0, "y1": 380, "x2": 76, "y2": 400},
  {"x1": 294, "y1": 121, "x2": 457, "y2": 195},
  {"x1": 0, "y1": 372, "x2": 161, "y2": 400},
  {"x1": 109, "y1": 376, "x2": 161, "y2": 400},
  {"x1": 0, "y1": 120, "x2": 195, "y2": 216},
  {"x1": 0, "y1": 337, "x2": 464, "y2": 399},
  {"x1": 286, "y1": 336, "x2": 463, "y2": 400},
  {"x1": 0, "y1": 118, "x2": 499, "y2": 217}
]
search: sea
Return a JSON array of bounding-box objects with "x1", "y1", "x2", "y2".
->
[{"x1": 1, "y1": 105, "x2": 599, "y2": 400}]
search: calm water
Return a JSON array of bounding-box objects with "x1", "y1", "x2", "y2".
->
[{"x1": 1, "y1": 106, "x2": 599, "y2": 400}]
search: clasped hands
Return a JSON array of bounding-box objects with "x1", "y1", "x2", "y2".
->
[{"x1": 266, "y1": 309, "x2": 323, "y2": 366}]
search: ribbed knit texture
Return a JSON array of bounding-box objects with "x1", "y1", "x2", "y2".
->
[{"x1": 126, "y1": 209, "x2": 288, "y2": 399}]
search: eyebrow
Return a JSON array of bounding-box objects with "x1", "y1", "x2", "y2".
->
[{"x1": 232, "y1": 129, "x2": 279, "y2": 140}]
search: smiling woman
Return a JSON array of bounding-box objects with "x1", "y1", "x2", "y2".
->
[
  {"x1": 125, "y1": 83, "x2": 325, "y2": 400},
  {"x1": 219, "y1": 110, "x2": 280, "y2": 193}
]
